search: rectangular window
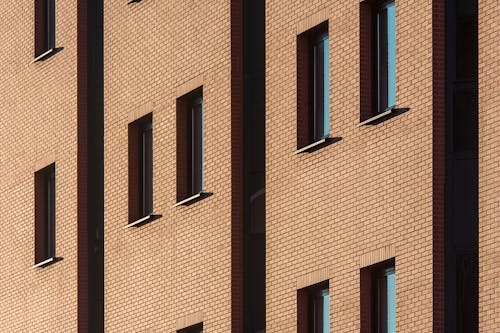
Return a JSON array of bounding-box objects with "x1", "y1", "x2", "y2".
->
[
  {"x1": 128, "y1": 113, "x2": 153, "y2": 222},
  {"x1": 361, "y1": 259, "x2": 396, "y2": 333},
  {"x1": 376, "y1": 1, "x2": 396, "y2": 113},
  {"x1": 176, "y1": 87, "x2": 204, "y2": 202},
  {"x1": 360, "y1": 0, "x2": 396, "y2": 120},
  {"x1": 297, "y1": 281, "x2": 330, "y2": 333},
  {"x1": 177, "y1": 323, "x2": 203, "y2": 333},
  {"x1": 34, "y1": 164, "x2": 56, "y2": 265},
  {"x1": 297, "y1": 22, "x2": 329, "y2": 149},
  {"x1": 34, "y1": 0, "x2": 56, "y2": 58}
]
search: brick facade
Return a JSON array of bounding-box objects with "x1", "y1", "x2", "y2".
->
[{"x1": 0, "y1": 0, "x2": 497, "y2": 332}]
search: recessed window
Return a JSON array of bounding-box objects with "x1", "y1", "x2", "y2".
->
[
  {"x1": 360, "y1": 0, "x2": 396, "y2": 120},
  {"x1": 128, "y1": 113, "x2": 153, "y2": 222},
  {"x1": 361, "y1": 258, "x2": 396, "y2": 333},
  {"x1": 177, "y1": 323, "x2": 203, "y2": 333},
  {"x1": 297, "y1": 22, "x2": 330, "y2": 149},
  {"x1": 34, "y1": 0, "x2": 56, "y2": 58},
  {"x1": 297, "y1": 281, "x2": 330, "y2": 333},
  {"x1": 176, "y1": 87, "x2": 204, "y2": 202},
  {"x1": 34, "y1": 163, "x2": 56, "y2": 265}
]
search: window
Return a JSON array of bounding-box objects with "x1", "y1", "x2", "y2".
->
[
  {"x1": 128, "y1": 113, "x2": 153, "y2": 223},
  {"x1": 297, "y1": 22, "x2": 330, "y2": 150},
  {"x1": 176, "y1": 87, "x2": 204, "y2": 203},
  {"x1": 177, "y1": 323, "x2": 203, "y2": 333},
  {"x1": 360, "y1": 259, "x2": 396, "y2": 333},
  {"x1": 34, "y1": 163, "x2": 56, "y2": 266},
  {"x1": 34, "y1": 0, "x2": 56, "y2": 58},
  {"x1": 360, "y1": 0, "x2": 396, "y2": 120},
  {"x1": 297, "y1": 281, "x2": 330, "y2": 333}
]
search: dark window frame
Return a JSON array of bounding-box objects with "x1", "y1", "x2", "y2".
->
[
  {"x1": 34, "y1": 163, "x2": 56, "y2": 265},
  {"x1": 360, "y1": 0, "x2": 396, "y2": 122},
  {"x1": 176, "y1": 87, "x2": 204, "y2": 203},
  {"x1": 34, "y1": 0, "x2": 56, "y2": 58},
  {"x1": 128, "y1": 113, "x2": 153, "y2": 223},
  {"x1": 297, "y1": 21, "x2": 330, "y2": 150},
  {"x1": 297, "y1": 281, "x2": 330, "y2": 333},
  {"x1": 360, "y1": 258, "x2": 396, "y2": 333}
]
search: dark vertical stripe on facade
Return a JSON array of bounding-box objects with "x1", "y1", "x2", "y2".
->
[
  {"x1": 432, "y1": 0, "x2": 446, "y2": 331},
  {"x1": 77, "y1": 0, "x2": 104, "y2": 332},
  {"x1": 231, "y1": 0, "x2": 244, "y2": 331}
]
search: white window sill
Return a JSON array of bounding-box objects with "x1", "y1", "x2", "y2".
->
[
  {"x1": 31, "y1": 48, "x2": 57, "y2": 64},
  {"x1": 32, "y1": 257, "x2": 57, "y2": 268},
  {"x1": 295, "y1": 137, "x2": 328, "y2": 154},
  {"x1": 173, "y1": 192, "x2": 208, "y2": 207},
  {"x1": 356, "y1": 108, "x2": 394, "y2": 127},
  {"x1": 124, "y1": 213, "x2": 161, "y2": 229}
]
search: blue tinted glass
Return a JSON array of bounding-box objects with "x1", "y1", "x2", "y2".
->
[
  {"x1": 323, "y1": 36, "x2": 330, "y2": 137},
  {"x1": 386, "y1": 2, "x2": 396, "y2": 108},
  {"x1": 322, "y1": 288, "x2": 330, "y2": 333},
  {"x1": 387, "y1": 270, "x2": 396, "y2": 333}
]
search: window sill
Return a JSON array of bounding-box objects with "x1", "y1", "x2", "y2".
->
[
  {"x1": 124, "y1": 213, "x2": 162, "y2": 228},
  {"x1": 31, "y1": 47, "x2": 60, "y2": 64},
  {"x1": 295, "y1": 136, "x2": 342, "y2": 154},
  {"x1": 356, "y1": 109, "x2": 394, "y2": 127},
  {"x1": 173, "y1": 192, "x2": 211, "y2": 207},
  {"x1": 32, "y1": 256, "x2": 60, "y2": 268}
]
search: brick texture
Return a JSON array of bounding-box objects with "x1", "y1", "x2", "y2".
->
[
  {"x1": 103, "y1": 0, "x2": 234, "y2": 331},
  {"x1": 0, "y1": 0, "x2": 497, "y2": 332},
  {"x1": 0, "y1": 0, "x2": 79, "y2": 331},
  {"x1": 266, "y1": 1, "x2": 435, "y2": 331}
]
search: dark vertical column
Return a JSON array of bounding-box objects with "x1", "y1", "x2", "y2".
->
[
  {"x1": 231, "y1": 0, "x2": 244, "y2": 331},
  {"x1": 445, "y1": 0, "x2": 478, "y2": 331},
  {"x1": 242, "y1": 0, "x2": 266, "y2": 332},
  {"x1": 432, "y1": 0, "x2": 446, "y2": 331},
  {"x1": 77, "y1": 0, "x2": 104, "y2": 332}
]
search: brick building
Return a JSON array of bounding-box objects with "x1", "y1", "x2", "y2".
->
[{"x1": 0, "y1": 0, "x2": 497, "y2": 332}]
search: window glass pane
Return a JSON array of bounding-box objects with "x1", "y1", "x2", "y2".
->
[
  {"x1": 313, "y1": 33, "x2": 329, "y2": 140},
  {"x1": 323, "y1": 36, "x2": 330, "y2": 137},
  {"x1": 322, "y1": 288, "x2": 330, "y2": 333},
  {"x1": 313, "y1": 36, "x2": 325, "y2": 141},
  {"x1": 192, "y1": 99, "x2": 203, "y2": 194},
  {"x1": 386, "y1": 2, "x2": 396, "y2": 108},
  {"x1": 46, "y1": 0, "x2": 55, "y2": 49},
  {"x1": 377, "y1": 8, "x2": 388, "y2": 113},
  {"x1": 387, "y1": 270, "x2": 396, "y2": 333},
  {"x1": 142, "y1": 125, "x2": 153, "y2": 215}
]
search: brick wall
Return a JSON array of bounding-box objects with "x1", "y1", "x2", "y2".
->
[
  {"x1": 265, "y1": 1, "x2": 435, "y2": 331},
  {"x1": 103, "y1": 0, "x2": 234, "y2": 331},
  {"x1": 0, "y1": 1, "x2": 79, "y2": 331},
  {"x1": 478, "y1": 0, "x2": 500, "y2": 331}
]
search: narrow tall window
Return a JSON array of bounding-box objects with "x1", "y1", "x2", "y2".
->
[
  {"x1": 297, "y1": 22, "x2": 329, "y2": 150},
  {"x1": 360, "y1": 0, "x2": 396, "y2": 121},
  {"x1": 361, "y1": 259, "x2": 396, "y2": 333},
  {"x1": 376, "y1": 1, "x2": 396, "y2": 113},
  {"x1": 298, "y1": 281, "x2": 330, "y2": 333},
  {"x1": 312, "y1": 31, "x2": 330, "y2": 141},
  {"x1": 34, "y1": 164, "x2": 56, "y2": 265},
  {"x1": 128, "y1": 114, "x2": 153, "y2": 222},
  {"x1": 176, "y1": 87, "x2": 204, "y2": 203},
  {"x1": 191, "y1": 97, "x2": 204, "y2": 194},
  {"x1": 34, "y1": 0, "x2": 56, "y2": 58}
]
